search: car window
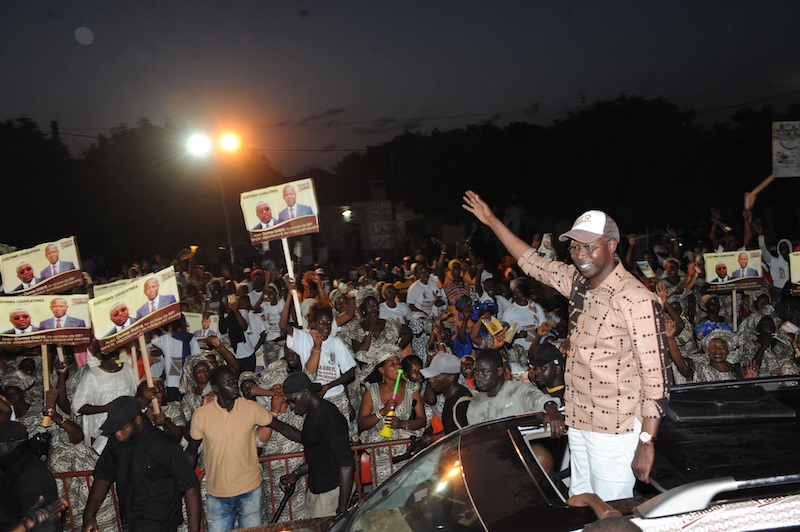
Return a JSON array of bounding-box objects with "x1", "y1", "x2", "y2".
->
[{"x1": 347, "y1": 435, "x2": 483, "y2": 532}]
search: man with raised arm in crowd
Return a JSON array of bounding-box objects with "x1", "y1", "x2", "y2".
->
[{"x1": 463, "y1": 191, "x2": 669, "y2": 501}]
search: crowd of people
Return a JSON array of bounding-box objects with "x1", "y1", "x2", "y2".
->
[{"x1": 1, "y1": 193, "x2": 800, "y2": 531}]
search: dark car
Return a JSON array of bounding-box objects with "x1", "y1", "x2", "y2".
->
[{"x1": 244, "y1": 376, "x2": 800, "y2": 532}]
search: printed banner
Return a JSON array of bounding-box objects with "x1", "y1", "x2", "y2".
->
[
  {"x1": 0, "y1": 295, "x2": 91, "y2": 346},
  {"x1": 241, "y1": 178, "x2": 320, "y2": 245},
  {"x1": 184, "y1": 311, "x2": 219, "y2": 350},
  {"x1": 1, "y1": 237, "x2": 82, "y2": 295},
  {"x1": 788, "y1": 252, "x2": 800, "y2": 296},
  {"x1": 93, "y1": 278, "x2": 134, "y2": 298},
  {"x1": 773, "y1": 121, "x2": 800, "y2": 178},
  {"x1": 704, "y1": 250, "x2": 763, "y2": 293},
  {"x1": 89, "y1": 267, "x2": 180, "y2": 353}
]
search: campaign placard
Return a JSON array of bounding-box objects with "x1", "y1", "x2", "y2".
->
[
  {"x1": 788, "y1": 252, "x2": 800, "y2": 296},
  {"x1": 0, "y1": 295, "x2": 91, "y2": 346},
  {"x1": 773, "y1": 121, "x2": 800, "y2": 178},
  {"x1": 184, "y1": 311, "x2": 219, "y2": 350},
  {"x1": 704, "y1": 250, "x2": 763, "y2": 293},
  {"x1": 1, "y1": 237, "x2": 82, "y2": 295},
  {"x1": 241, "y1": 178, "x2": 320, "y2": 245},
  {"x1": 89, "y1": 267, "x2": 180, "y2": 353}
]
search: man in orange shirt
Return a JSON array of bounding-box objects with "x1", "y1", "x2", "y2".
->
[{"x1": 188, "y1": 366, "x2": 300, "y2": 531}]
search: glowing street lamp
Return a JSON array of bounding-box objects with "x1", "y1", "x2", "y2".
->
[
  {"x1": 219, "y1": 132, "x2": 240, "y2": 152},
  {"x1": 186, "y1": 131, "x2": 242, "y2": 263},
  {"x1": 187, "y1": 133, "x2": 212, "y2": 156}
]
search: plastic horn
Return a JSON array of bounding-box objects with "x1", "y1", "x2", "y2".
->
[{"x1": 379, "y1": 368, "x2": 404, "y2": 438}]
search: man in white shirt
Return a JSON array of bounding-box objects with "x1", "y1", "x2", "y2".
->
[
  {"x1": 499, "y1": 278, "x2": 546, "y2": 352},
  {"x1": 379, "y1": 284, "x2": 412, "y2": 324},
  {"x1": 407, "y1": 264, "x2": 445, "y2": 319},
  {"x1": 235, "y1": 297, "x2": 267, "y2": 370},
  {"x1": 151, "y1": 316, "x2": 202, "y2": 401}
]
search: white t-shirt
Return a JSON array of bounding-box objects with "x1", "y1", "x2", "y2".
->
[
  {"x1": 152, "y1": 333, "x2": 202, "y2": 388},
  {"x1": 407, "y1": 279, "x2": 444, "y2": 319},
  {"x1": 287, "y1": 328, "x2": 355, "y2": 398},
  {"x1": 499, "y1": 300, "x2": 546, "y2": 352},
  {"x1": 261, "y1": 300, "x2": 285, "y2": 341},
  {"x1": 379, "y1": 301, "x2": 412, "y2": 324},
  {"x1": 235, "y1": 309, "x2": 266, "y2": 359},
  {"x1": 478, "y1": 292, "x2": 511, "y2": 315},
  {"x1": 248, "y1": 290, "x2": 264, "y2": 308}
]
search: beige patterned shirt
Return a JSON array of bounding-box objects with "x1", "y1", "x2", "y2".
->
[{"x1": 518, "y1": 249, "x2": 669, "y2": 434}]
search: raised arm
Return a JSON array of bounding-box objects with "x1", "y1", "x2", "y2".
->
[
  {"x1": 664, "y1": 314, "x2": 692, "y2": 380},
  {"x1": 435, "y1": 242, "x2": 447, "y2": 280},
  {"x1": 742, "y1": 208, "x2": 754, "y2": 249},
  {"x1": 280, "y1": 280, "x2": 297, "y2": 336},
  {"x1": 463, "y1": 191, "x2": 531, "y2": 260},
  {"x1": 624, "y1": 233, "x2": 637, "y2": 271},
  {"x1": 335, "y1": 296, "x2": 355, "y2": 326},
  {"x1": 207, "y1": 335, "x2": 239, "y2": 374}
]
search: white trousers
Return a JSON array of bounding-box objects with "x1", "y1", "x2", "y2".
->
[{"x1": 567, "y1": 418, "x2": 640, "y2": 501}]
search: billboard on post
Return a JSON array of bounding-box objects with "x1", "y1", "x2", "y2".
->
[{"x1": 241, "y1": 178, "x2": 320, "y2": 245}]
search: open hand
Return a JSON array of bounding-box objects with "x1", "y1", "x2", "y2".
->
[{"x1": 462, "y1": 190, "x2": 496, "y2": 226}]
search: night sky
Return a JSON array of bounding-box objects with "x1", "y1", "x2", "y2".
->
[{"x1": 2, "y1": 2, "x2": 798, "y2": 175}]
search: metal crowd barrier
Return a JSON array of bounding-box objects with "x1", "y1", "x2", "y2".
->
[{"x1": 54, "y1": 438, "x2": 412, "y2": 531}]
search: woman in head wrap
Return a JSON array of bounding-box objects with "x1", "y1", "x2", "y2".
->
[
  {"x1": 179, "y1": 352, "x2": 213, "y2": 423},
  {"x1": 737, "y1": 289, "x2": 780, "y2": 342},
  {"x1": 739, "y1": 314, "x2": 793, "y2": 377},
  {"x1": 671, "y1": 328, "x2": 757, "y2": 383},
  {"x1": 435, "y1": 255, "x2": 472, "y2": 327},
  {"x1": 341, "y1": 286, "x2": 411, "y2": 413},
  {"x1": 693, "y1": 295, "x2": 733, "y2": 340},
  {"x1": 357, "y1": 344, "x2": 426, "y2": 484}
]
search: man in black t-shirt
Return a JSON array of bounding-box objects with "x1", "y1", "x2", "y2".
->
[
  {"x1": 530, "y1": 343, "x2": 566, "y2": 402},
  {"x1": 279, "y1": 373, "x2": 354, "y2": 518},
  {"x1": 421, "y1": 352, "x2": 472, "y2": 442},
  {"x1": 83, "y1": 396, "x2": 201, "y2": 532}
]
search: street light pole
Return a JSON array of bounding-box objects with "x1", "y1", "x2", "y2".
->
[
  {"x1": 216, "y1": 169, "x2": 235, "y2": 264},
  {"x1": 187, "y1": 132, "x2": 240, "y2": 264}
]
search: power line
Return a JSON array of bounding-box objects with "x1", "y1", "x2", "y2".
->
[
  {"x1": 695, "y1": 85, "x2": 800, "y2": 115},
  {"x1": 53, "y1": 82, "x2": 800, "y2": 146}
]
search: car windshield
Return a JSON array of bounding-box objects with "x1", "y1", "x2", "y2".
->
[{"x1": 344, "y1": 434, "x2": 484, "y2": 532}]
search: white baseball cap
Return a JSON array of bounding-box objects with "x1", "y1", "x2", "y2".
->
[
  {"x1": 558, "y1": 210, "x2": 620, "y2": 243},
  {"x1": 420, "y1": 353, "x2": 461, "y2": 378}
]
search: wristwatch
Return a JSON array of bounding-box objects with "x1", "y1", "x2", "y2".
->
[{"x1": 639, "y1": 431, "x2": 654, "y2": 445}]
